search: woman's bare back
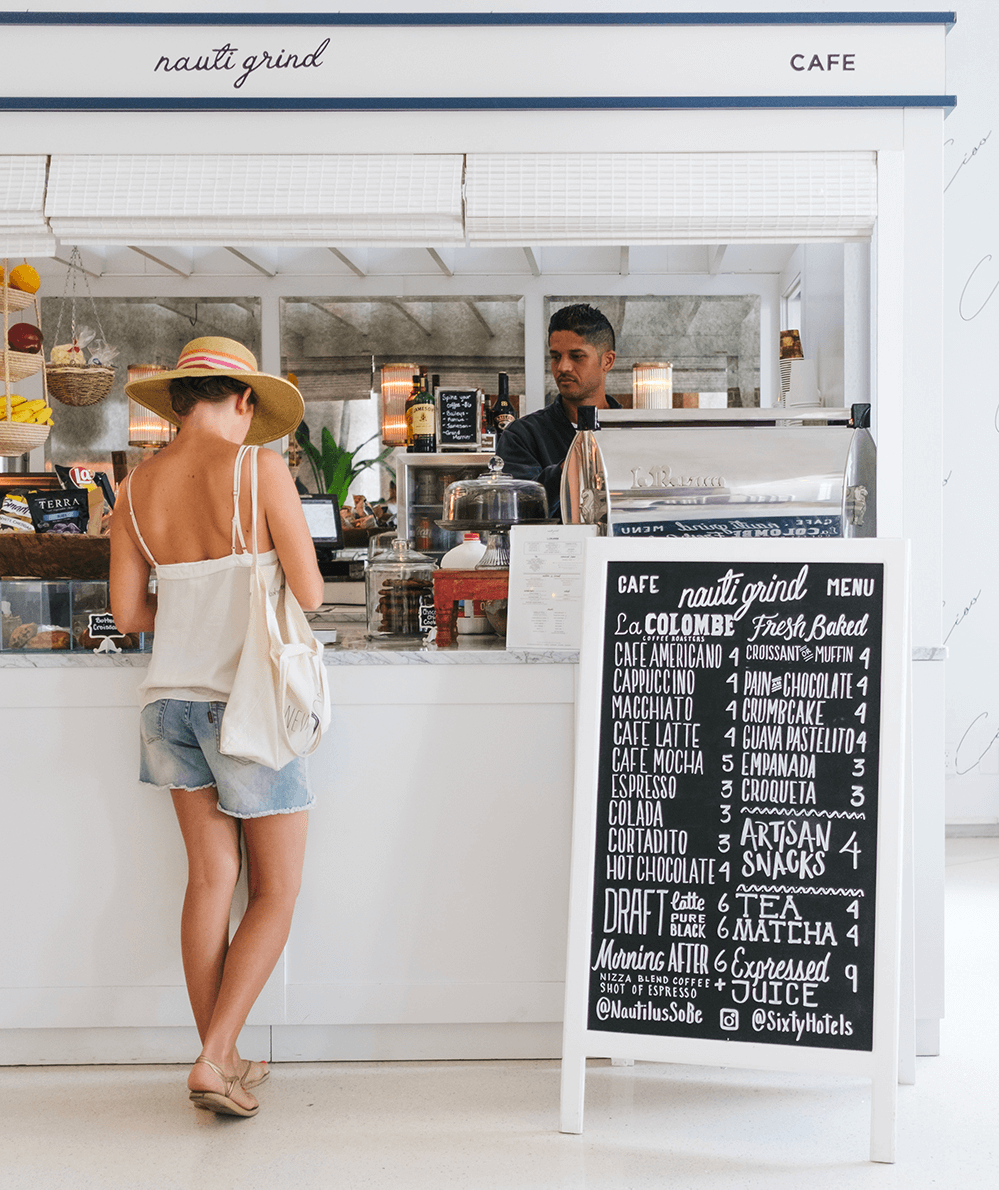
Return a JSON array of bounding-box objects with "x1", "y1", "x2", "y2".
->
[{"x1": 126, "y1": 437, "x2": 273, "y2": 565}]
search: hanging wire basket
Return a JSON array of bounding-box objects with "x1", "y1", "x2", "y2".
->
[
  {"x1": 1, "y1": 257, "x2": 50, "y2": 457},
  {"x1": 46, "y1": 247, "x2": 116, "y2": 407}
]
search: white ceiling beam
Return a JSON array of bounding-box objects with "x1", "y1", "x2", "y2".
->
[
  {"x1": 127, "y1": 246, "x2": 191, "y2": 278},
  {"x1": 225, "y1": 247, "x2": 276, "y2": 277},
  {"x1": 708, "y1": 245, "x2": 728, "y2": 275},
  {"x1": 426, "y1": 248, "x2": 453, "y2": 277},
  {"x1": 619, "y1": 247, "x2": 630, "y2": 277},
  {"x1": 390, "y1": 301, "x2": 432, "y2": 337},
  {"x1": 523, "y1": 247, "x2": 541, "y2": 277},
  {"x1": 464, "y1": 300, "x2": 495, "y2": 338},
  {"x1": 328, "y1": 247, "x2": 367, "y2": 277}
]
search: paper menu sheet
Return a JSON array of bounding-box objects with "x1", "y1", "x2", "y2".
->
[{"x1": 506, "y1": 524, "x2": 599, "y2": 650}]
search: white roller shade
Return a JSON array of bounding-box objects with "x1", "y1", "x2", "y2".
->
[
  {"x1": 46, "y1": 154, "x2": 465, "y2": 247},
  {"x1": 465, "y1": 152, "x2": 877, "y2": 245},
  {"x1": 0, "y1": 156, "x2": 55, "y2": 257}
]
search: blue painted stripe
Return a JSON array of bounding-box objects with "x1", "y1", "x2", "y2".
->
[
  {"x1": 0, "y1": 95, "x2": 958, "y2": 112},
  {"x1": 0, "y1": 11, "x2": 958, "y2": 28}
]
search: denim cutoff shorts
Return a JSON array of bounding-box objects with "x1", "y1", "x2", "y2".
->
[{"x1": 139, "y1": 699, "x2": 314, "y2": 819}]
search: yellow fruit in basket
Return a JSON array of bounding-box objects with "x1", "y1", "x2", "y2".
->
[{"x1": 8, "y1": 264, "x2": 40, "y2": 294}]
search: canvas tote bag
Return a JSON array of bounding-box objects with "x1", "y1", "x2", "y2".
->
[{"x1": 220, "y1": 446, "x2": 330, "y2": 769}]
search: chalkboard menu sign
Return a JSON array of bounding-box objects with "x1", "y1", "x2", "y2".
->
[
  {"x1": 437, "y1": 387, "x2": 480, "y2": 449},
  {"x1": 561, "y1": 539, "x2": 907, "y2": 1159},
  {"x1": 590, "y1": 556, "x2": 882, "y2": 1048}
]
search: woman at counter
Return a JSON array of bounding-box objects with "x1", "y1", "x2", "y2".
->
[{"x1": 110, "y1": 337, "x2": 324, "y2": 1117}]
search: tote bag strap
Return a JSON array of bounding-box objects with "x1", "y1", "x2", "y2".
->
[
  {"x1": 249, "y1": 445, "x2": 260, "y2": 559},
  {"x1": 238, "y1": 443, "x2": 260, "y2": 573},
  {"x1": 231, "y1": 444, "x2": 251, "y2": 555}
]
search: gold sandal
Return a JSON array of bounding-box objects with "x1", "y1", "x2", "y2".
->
[
  {"x1": 188, "y1": 1056, "x2": 259, "y2": 1117},
  {"x1": 240, "y1": 1058, "x2": 269, "y2": 1091}
]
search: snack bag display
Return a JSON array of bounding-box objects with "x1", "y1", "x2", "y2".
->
[
  {"x1": 54, "y1": 463, "x2": 116, "y2": 533},
  {"x1": 0, "y1": 494, "x2": 34, "y2": 533},
  {"x1": 24, "y1": 489, "x2": 89, "y2": 534}
]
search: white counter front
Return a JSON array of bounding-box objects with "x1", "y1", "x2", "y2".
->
[{"x1": 0, "y1": 648, "x2": 576, "y2": 1065}]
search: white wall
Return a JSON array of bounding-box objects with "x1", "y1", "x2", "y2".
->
[
  {"x1": 936, "y1": 0, "x2": 999, "y2": 828},
  {"x1": 779, "y1": 244, "x2": 850, "y2": 409},
  {"x1": 802, "y1": 245, "x2": 846, "y2": 407}
]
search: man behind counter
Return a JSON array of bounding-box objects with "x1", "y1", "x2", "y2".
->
[{"x1": 497, "y1": 303, "x2": 619, "y2": 518}]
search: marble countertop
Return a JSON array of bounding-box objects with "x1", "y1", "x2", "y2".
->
[
  {"x1": 0, "y1": 606, "x2": 947, "y2": 669},
  {"x1": 0, "y1": 608, "x2": 579, "y2": 667}
]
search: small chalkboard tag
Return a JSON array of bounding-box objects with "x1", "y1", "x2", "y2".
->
[
  {"x1": 87, "y1": 612, "x2": 120, "y2": 638},
  {"x1": 560, "y1": 537, "x2": 908, "y2": 1164},
  {"x1": 437, "y1": 388, "x2": 480, "y2": 449},
  {"x1": 418, "y1": 595, "x2": 436, "y2": 634}
]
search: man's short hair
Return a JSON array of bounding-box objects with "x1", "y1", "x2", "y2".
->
[{"x1": 547, "y1": 303, "x2": 616, "y2": 354}]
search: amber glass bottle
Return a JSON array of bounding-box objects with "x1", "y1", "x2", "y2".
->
[{"x1": 411, "y1": 375, "x2": 437, "y2": 453}]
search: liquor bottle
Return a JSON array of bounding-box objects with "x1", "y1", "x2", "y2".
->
[
  {"x1": 411, "y1": 374, "x2": 437, "y2": 453},
  {"x1": 492, "y1": 372, "x2": 517, "y2": 433},
  {"x1": 404, "y1": 374, "x2": 420, "y2": 452},
  {"x1": 480, "y1": 388, "x2": 496, "y2": 452}
]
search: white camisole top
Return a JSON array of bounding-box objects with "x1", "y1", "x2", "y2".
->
[{"x1": 128, "y1": 445, "x2": 282, "y2": 710}]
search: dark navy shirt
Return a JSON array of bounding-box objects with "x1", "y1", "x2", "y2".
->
[{"x1": 496, "y1": 395, "x2": 621, "y2": 518}]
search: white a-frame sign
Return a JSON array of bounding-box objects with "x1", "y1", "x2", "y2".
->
[{"x1": 561, "y1": 538, "x2": 909, "y2": 1163}]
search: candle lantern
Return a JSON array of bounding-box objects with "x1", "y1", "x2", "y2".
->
[{"x1": 380, "y1": 363, "x2": 418, "y2": 446}]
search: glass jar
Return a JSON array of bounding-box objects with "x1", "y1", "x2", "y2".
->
[{"x1": 365, "y1": 539, "x2": 436, "y2": 639}]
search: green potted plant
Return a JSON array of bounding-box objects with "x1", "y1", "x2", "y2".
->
[{"x1": 295, "y1": 419, "x2": 394, "y2": 511}]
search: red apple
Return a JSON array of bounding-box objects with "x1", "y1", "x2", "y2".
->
[{"x1": 7, "y1": 324, "x2": 43, "y2": 354}]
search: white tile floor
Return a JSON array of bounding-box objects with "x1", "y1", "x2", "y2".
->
[{"x1": 4, "y1": 838, "x2": 998, "y2": 1190}]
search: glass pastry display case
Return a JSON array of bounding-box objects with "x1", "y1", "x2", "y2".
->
[{"x1": 0, "y1": 579, "x2": 149, "y2": 651}]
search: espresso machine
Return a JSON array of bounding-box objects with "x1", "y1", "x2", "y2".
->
[{"x1": 560, "y1": 406, "x2": 876, "y2": 539}]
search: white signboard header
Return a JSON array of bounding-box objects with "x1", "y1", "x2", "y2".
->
[{"x1": 0, "y1": 13, "x2": 954, "y2": 110}]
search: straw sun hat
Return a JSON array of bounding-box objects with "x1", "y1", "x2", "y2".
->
[{"x1": 124, "y1": 337, "x2": 304, "y2": 446}]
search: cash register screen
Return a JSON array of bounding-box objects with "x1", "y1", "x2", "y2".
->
[{"x1": 299, "y1": 495, "x2": 343, "y2": 549}]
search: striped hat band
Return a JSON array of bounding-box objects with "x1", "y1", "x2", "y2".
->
[{"x1": 177, "y1": 347, "x2": 256, "y2": 373}]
